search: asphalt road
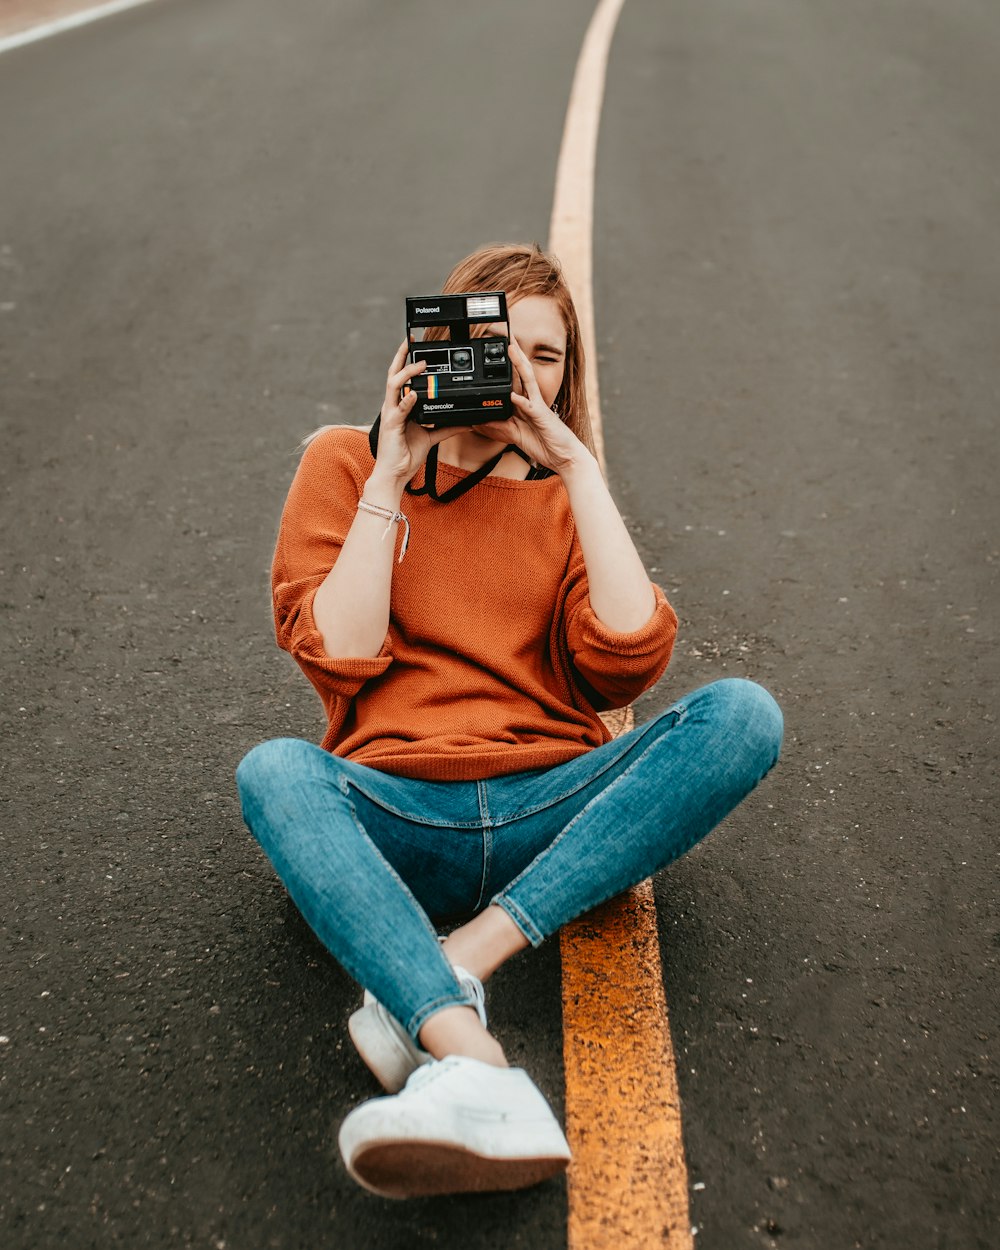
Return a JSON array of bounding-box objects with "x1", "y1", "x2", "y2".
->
[{"x1": 1, "y1": 2, "x2": 997, "y2": 1248}]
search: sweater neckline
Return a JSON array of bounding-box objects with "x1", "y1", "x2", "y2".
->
[{"x1": 429, "y1": 457, "x2": 562, "y2": 491}]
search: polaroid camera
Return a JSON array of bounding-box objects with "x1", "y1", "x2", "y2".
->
[{"x1": 403, "y1": 291, "x2": 513, "y2": 427}]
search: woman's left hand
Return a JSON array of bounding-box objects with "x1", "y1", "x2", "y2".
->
[{"x1": 476, "y1": 338, "x2": 590, "y2": 476}]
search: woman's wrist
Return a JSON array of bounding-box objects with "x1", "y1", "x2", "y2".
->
[
  {"x1": 556, "y1": 445, "x2": 601, "y2": 486},
  {"x1": 362, "y1": 471, "x2": 407, "y2": 509}
]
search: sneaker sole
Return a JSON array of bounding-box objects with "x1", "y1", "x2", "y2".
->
[{"x1": 346, "y1": 1138, "x2": 569, "y2": 1199}]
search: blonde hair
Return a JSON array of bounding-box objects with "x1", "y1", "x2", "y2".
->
[{"x1": 304, "y1": 242, "x2": 596, "y2": 455}]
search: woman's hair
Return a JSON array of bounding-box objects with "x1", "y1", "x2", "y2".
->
[
  {"x1": 438, "y1": 242, "x2": 596, "y2": 455},
  {"x1": 303, "y1": 242, "x2": 595, "y2": 455}
]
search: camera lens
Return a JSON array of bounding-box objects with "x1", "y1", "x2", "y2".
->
[
  {"x1": 451, "y1": 349, "x2": 472, "y2": 371},
  {"x1": 485, "y1": 343, "x2": 504, "y2": 360}
]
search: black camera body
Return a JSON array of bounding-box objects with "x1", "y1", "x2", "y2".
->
[{"x1": 403, "y1": 291, "x2": 512, "y2": 427}]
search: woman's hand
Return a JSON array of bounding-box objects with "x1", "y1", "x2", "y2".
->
[
  {"x1": 373, "y1": 341, "x2": 472, "y2": 487},
  {"x1": 475, "y1": 337, "x2": 590, "y2": 476}
]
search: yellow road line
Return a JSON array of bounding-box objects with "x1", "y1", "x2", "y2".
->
[
  {"x1": 549, "y1": 2, "x2": 693, "y2": 1245},
  {"x1": 562, "y1": 883, "x2": 691, "y2": 1249},
  {"x1": 549, "y1": 0, "x2": 626, "y2": 469}
]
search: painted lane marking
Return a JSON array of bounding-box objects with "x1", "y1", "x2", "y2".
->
[
  {"x1": 0, "y1": 0, "x2": 161, "y2": 55},
  {"x1": 549, "y1": 1, "x2": 694, "y2": 1246},
  {"x1": 548, "y1": 0, "x2": 627, "y2": 469},
  {"x1": 561, "y1": 884, "x2": 692, "y2": 1249}
]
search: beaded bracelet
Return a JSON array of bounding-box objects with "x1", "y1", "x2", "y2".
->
[{"x1": 357, "y1": 499, "x2": 411, "y2": 562}]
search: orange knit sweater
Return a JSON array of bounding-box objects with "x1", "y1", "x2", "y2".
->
[{"x1": 272, "y1": 428, "x2": 678, "y2": 781}]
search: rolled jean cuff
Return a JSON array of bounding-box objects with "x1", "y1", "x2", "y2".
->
[
  {"x1": 407, "y1": 988, "x2": 480, "y2": 1042},
  {"x1": 491, "y1": 894, "x2": 546, "y2": 949}
]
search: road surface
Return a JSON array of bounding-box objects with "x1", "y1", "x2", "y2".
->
[{"x1": 1, "y1": 1, "x2": 997, "y2": 1246}]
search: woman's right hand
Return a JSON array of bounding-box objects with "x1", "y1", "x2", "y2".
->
[{"x1": 373, "y1": 341, "x2": 470, "y2": 486}]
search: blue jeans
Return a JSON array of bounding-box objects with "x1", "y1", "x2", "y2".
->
[{"x1": 236, "y1": 678, "x2": 782, "y2": 1042}]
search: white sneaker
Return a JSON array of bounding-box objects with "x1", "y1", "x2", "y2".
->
[
  {"x1": 338, "y1": 1055, "x2": 571, "y2": 1198},
  {"x1": 347, "y1": 966, "x2": 487, "y2": 1094}
]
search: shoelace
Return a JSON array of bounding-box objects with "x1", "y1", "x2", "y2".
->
[
  {"x1": 404, "y1": 1056, "x2": 466, "y2": 1094},
  {"x1": 456, "y1": 968, "x2": 487, "y2": 1027}
]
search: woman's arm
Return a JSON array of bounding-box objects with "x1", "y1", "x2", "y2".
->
[
  {"x1": 477, "y1": 338, "x2": 657, "y2": 634},
  {"x1": 310, "y1": 341, "x2": 473, "y2": 658},
  {"x1": 558, "y1": 452, "x2": 656, "y2": 632},
  {"x1": 310, "y1": 467, "x2": 407, "y2": 658}
]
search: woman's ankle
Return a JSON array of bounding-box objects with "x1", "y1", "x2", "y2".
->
[
  {"x1": 418, "y1": 1005, "x2": 508, "y2": 1068},
  {"x1": 441, "y1": 905, "x2": 529, "y2": 983}
]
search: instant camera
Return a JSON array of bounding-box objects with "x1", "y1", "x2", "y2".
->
[{"x1": 403, "y1": 290, "x2": 513, "y2": 427}]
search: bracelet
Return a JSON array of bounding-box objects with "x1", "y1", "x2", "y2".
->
[{"x1": 357, "y1": 499, "x2": 411, "y2": 562}]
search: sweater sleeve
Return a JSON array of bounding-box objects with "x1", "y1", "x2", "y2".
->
[
  {"x1": 271, "y1": 430, "x2": 393, "y2": 703},
  {"x1": 560, "y1": 544, "x2": 678, "y2": 711}
]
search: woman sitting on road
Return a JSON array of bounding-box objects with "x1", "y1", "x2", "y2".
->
[{"x1": 236, "y1": 242, "x2": 783, "y2": 1199}]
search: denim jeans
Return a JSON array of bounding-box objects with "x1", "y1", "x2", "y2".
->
[{"x1": 236, "y1": 678, "x2": 782, "y2": 1042}]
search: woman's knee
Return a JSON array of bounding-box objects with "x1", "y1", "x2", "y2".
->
[
  {"x1": 694, "y1": 677, "x2": 784, "y2": 769},
  {"x1": 235, "y1": 737, "x2": 332, "y2": 803}
]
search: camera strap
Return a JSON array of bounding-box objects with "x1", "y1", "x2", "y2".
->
[{"x1": 368, "y1": 416, "x2": 553, "y2": 503}]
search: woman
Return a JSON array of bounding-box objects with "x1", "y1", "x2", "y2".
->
[{"x1": 236, "y1": 242, "x2": 783, "y2": 1200}]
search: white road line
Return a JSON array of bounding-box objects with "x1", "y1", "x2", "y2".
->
[{"x1": 0, "y1": 0, "x2": 160, "y2": 56}]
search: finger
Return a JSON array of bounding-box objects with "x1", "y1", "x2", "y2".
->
[
  {"x1": 394, "y1": 357, "x2": 428, "y2": 386},
  {"x1": 387, "y1": 358, "x2": 427, "y2": 405},
  {"x1": 387, "y1": 339, "x2": 408, "y2": 376},
  {"x1": 508, "y1": 336, "x2": 525, "y2": 383},
  {"x1": 510, "y1": 390, "x2": 540, "y2": 416},
  {"x1": 384, "y1": 341, "x2": 408, "y2": 407},
  {"x1": 382, "y1": 387, "x2": 419, "y2": 427},
  {"x1": 507, "y1": 337, "x2": 543, "y2": 405}
]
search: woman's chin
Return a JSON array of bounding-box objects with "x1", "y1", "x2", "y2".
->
[{"x1": 475, "y1": 420, "x2": 513, "y2": 438}]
